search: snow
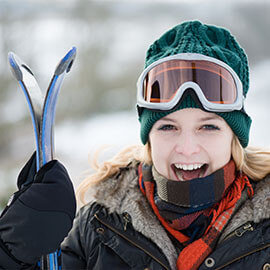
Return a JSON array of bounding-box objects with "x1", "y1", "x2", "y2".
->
[
  {"x1": 245, "y1": 60, "x2": 270, "y2": 148},
  {"x1": 55, "y1": 110, "x2": 141, "y2": 187}
]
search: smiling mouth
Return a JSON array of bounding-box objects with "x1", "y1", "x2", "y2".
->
[{"x1": 172, "y1": 163, "x2": 209, "y2": 181}]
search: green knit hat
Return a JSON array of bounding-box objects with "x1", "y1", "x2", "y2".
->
[{"x1": 139, "y1": 20, "x2": 252, "y2": 148}]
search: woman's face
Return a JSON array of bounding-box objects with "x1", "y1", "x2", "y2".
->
[{"x1": 149, "y1": 108, "x2": 233, "y2": 181}]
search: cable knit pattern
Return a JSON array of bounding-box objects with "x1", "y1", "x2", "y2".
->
[
  {"x1": 144, "y1": 21, "x2": 249, "y2": 95},
  {"x1": 139, "y1": 20, "x2": 252, "y2": 147}
]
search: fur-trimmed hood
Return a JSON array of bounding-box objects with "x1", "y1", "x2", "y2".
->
[{"x1": 90, "y1": 161, "x2": 270, "y2": 270}]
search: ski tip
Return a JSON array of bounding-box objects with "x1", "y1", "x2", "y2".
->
[
  {"x1": 54, "y1": 46, "x2": 77, "y2": 76},
  {"x1": 8, "y1": 52, "x2": 34, "y2": 81},
  {"x1": 8, "y1": 52, "x2": 23, "y2": 81}
]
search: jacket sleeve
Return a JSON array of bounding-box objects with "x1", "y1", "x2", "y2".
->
[{"x1": 61, "y1": 203, "x2": 95, "y2": 270}]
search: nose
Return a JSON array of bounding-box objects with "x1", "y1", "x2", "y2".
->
[{"x1": 174, "y1": 130, "x2": 201, "y2": 157}]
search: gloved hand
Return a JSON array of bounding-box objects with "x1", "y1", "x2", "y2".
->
[{"x1": 0, "y1": 153, "x2": 76, "y2": 268}]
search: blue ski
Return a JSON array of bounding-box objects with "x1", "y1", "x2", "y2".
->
[
  {"x1": 41, "y1": 47, "x2": 76, "y2": 167},
  {"x1": 8, "y1": 52, "x2": 43, "y2": 171},
  {"x1": 8, "y1": 47, "x2": 77, "y2": 270}
]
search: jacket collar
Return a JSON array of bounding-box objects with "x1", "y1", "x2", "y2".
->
[
  {"x1": 221, "y1": 175, "x2": 270, "y2": 240},
  {"x1": 90, "y1": 161, "x2": 270, "y2": 269}
]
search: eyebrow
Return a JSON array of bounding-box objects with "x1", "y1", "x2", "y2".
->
[
  {"x1": 198, "y1": 115, "x2": 223, "y2": 122},
  {"x1": 159, "y1": 115, "x2": 223, "y2": 122},
  {"x1": 158, "y1": 116, "x2": 176, "y2": 122},
  {"x1": 157, "y1": 114, "x2": 223, "y2": 123}
]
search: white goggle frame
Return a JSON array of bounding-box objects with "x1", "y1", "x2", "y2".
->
[{"x1": 136, "y1": 53, "x2": 244, "y2": 112}]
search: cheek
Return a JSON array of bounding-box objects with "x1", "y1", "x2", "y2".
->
[
  {"x1": 206, "y1": 134, "x2": 232, "y2": 170},
  {"x1": 149, "y1": 135, "x2": 172, "y2": 176},
  {"x1": 151, "y1": 140, "x2": 167, "y2": 167}
]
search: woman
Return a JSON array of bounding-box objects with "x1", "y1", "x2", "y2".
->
[{"x1": 61, "y1": 21, "x2": 270, "y2": 269}]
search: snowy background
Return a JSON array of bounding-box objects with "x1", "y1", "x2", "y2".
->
[{"x1": 0, "y1": 0, "x2": 270, "y2": 207}]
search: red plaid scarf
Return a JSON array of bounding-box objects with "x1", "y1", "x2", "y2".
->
[{"x1": 138, "y1": 164, "x2": 254, "y2": 270}]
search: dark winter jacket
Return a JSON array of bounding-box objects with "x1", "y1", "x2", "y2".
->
[{"x1": 61, "y1": 162, "x2": 270, "y2": 270}]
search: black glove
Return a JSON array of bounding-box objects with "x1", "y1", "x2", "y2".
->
[{"x1": 0, "y1": 153, "x2": 76, "y2": 268}]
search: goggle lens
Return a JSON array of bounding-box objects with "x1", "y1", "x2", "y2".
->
[{"x1": 143, "y1": 60, "x2": 237, "y2": 105}]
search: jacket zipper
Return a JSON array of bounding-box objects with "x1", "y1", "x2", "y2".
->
[
  {"x1": 221, "y1": 222, "x2": 254, "y2": 242},
  {"x1": 94, "y1": 213, "x2": 170, "y2": 270},
  {"x1": 215, "y1": 242, "x2": 270, "y2": 270},
  {"x1": 123, "y1": 212, "x2": 131, "y2": 231},
  {"x1": 216, "y1": 222, "x2": 266, "y2": 269}
]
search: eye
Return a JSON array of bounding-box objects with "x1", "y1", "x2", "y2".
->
[
  {"x1": 157, "y1": 124, "x2": 176, "y2": 131},
  {"x1": 201, "y1": 124, "x2": 220, "y2": 131}
]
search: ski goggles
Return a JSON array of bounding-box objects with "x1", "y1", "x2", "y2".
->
[{"x1": 137, "y1": 53, "x2": 244, "y2": 112}]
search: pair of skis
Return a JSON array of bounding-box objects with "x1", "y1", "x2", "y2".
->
[{"x1": 8, "y1": 47, "x2": 77, "y2": 270}]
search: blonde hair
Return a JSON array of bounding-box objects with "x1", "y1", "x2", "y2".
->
[
  {"x1": 77, "y1": 136, "x2": 270, "y2": 205},
  {"x1": 76, "y1": 144, "x2": 151, "y2": 205},
  {"x1": 231, "y1": 135, "x2": 270, "y2": 180}
]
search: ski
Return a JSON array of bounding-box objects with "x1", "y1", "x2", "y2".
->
[
  {"x1": 40, "y1": 47, "x2": 76, "y2": 167},
  {"x1": 8, "y1": 47, "x2": 77, "y2": 270},
  {"x1": 8, "y1": 52, "x2": 43, "y2": 171}
]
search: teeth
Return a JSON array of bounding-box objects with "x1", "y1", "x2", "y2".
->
[{"x1": 174, "y1": 163, "x2": 204, "y2": 171}]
